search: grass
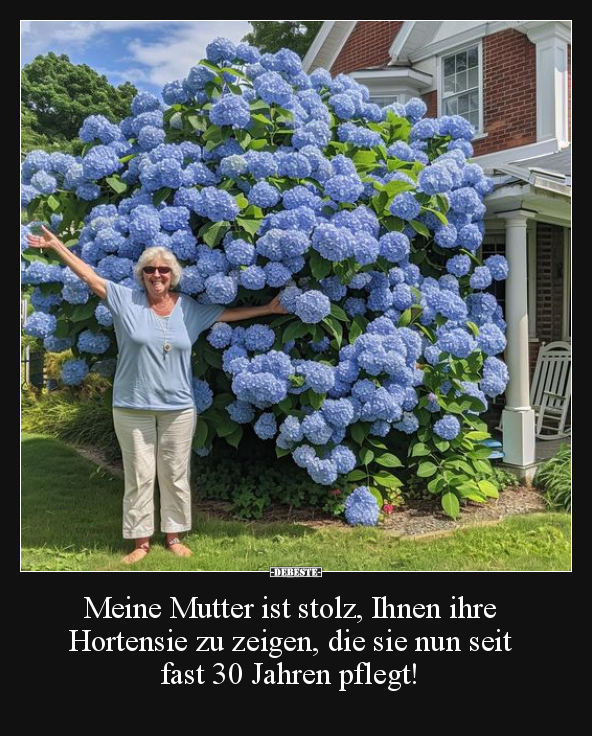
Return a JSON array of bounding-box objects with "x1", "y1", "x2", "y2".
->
[{"x1": 21, "y1": 434, "x2": 571, "y2": 572}]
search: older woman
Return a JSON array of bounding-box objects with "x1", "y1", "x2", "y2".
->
[{"x1": 26, "y1": 226, "x2": 287, "y2": 564}]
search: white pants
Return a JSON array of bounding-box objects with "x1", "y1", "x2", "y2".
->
[{"x1": 112, "y1": 407, "x2": 197, "y2": 539}]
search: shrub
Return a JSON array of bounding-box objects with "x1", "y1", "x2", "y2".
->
[{"x1": 21, "y1": 38, "x2": 509, "y2": 520}]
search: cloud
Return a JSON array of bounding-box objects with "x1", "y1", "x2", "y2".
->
[
  {"x1": 126, "y1": 21, "x2": 251, "y2": 86},
  {"x1": 20, "y1": 20, "x2": 190, "y2": 59}
]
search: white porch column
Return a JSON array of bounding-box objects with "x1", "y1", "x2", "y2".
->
[
  {"x1": 527, "y1": 22, "x2": 571, "y2": 146},
  {"x1": 500, "y1": 210, "x2": 536, "y2": 467}
]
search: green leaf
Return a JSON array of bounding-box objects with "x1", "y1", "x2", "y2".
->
[
  {"x1": 478, "y1": 480, "x2": 499, "y2": 499},
  {"x1": 202, "y1": 221, "x2": 228, "y2": 248},
  {"x1": 348, "y1": 319, "x2": 364, "y2": 344},
  {"x1": 225, "y1": 427, "x2": 243, "y2": 449},
  {"x1": 410, "y1": 220, "x2": 431, "y2": 238},
  {"x1": 330, "y1": 304, "x2": 348, "y2": 322},
  {"x1": 353, "y1": 150, "x2": 378, "y2": 165},
  {"x1": 105, "y1": 176, "x2": 127, "y2": 194},
  {"x1": 193, "y1": 419, "x2": 208, "y2": 449},
  {"x1": 367, "y1": 486, "x2": 384, "y2": 507},
  {"x1": 373, "y1": 472, "x2": 403, "y2": 489},
  {"x1": 427, "y1": 476, "x2": 444, "y2": 494},
  {"x1": 153, "y1": 187, "x2": 172, "y2": 207},
  {"x1": 275, "y1": 445, "x2": 291, "y2": 458},
  {"x1": 360, "y1": 448, "x2": 375, "y2": 465},
  {"x1": 347, "y1": 470, "x2": 368, "y2": 482},
  {"x1": 309, "y1": 392, "x2": 325, "y2": 411},
  {"x1": 375, "y1": 453, "x2": 403, "y2": 468},
  {"x1": 398, "y1": 309, "x2": 412, "y2": 327},
  {"x1": 466, "y1": 321, "x2": 480, "y2": 338},
  {"x1": 234, "y1": 193, "x2": 248, "y2": 210},
  {"x1": 466, "y1": 431, "x2": 491, "y2": 441},
  {"x1": 217, "y1": 420, "x2": 239, "y2": 438},
  {"x1": 441, "y1": 492, "x2": 460, "y2": 519},
  {"x1": 417, "y1": 461, "x2": 438, "y2": 478},
  {"x1": 421, "y1": 206, "x2": 448, "y2": 226},
  {"x1": 321, "y1": 316, "x2": 343, "y2": 348},
  {"x1": 236, "y1": 217, "x2": 261, "y2": 237},
  {"x1": 411, "y1": 443, "x2": 431, "y2": 458},
  {"x1": 47, "y1": 194, "x2": 61, "y2": 211},
  {"x1": 432, "y1": 436, "x2": 450, "y2": 452},
  {"x1": 69, "y1": 302, "x2": 96, "y2": 322},
  {"x1": 282, "y1": 320, "x2": 310, "y2": 343},
  {"x1": 350, "y1": 423, "x2": 366, "y2": 445},
  {"x1": 309, "y1": 250, "x2": 332, "y2": 281}
]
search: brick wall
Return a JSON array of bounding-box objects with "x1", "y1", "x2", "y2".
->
[
  {"x1": 331, "y1": 22, "x2": 403, "y2": 75},
  {"x1": 473, "y1": 30, "x2": 537, "y2": 156},
  {"x1": 422, "y1": 90, "x2": 437, "y2": 118},
  {"x1": 536, "y1": 223, "x2": 565, "y2": 346}
]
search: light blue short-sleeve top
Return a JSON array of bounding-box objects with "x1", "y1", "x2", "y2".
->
[{"x1": 104, "y1": 281, "x2": 224, "y2": 410}]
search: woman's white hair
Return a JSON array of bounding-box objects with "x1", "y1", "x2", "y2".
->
[{"x1": 134, "y1": 247, "x2": 183, "y2": 288}]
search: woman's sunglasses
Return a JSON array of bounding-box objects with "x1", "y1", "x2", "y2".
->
[{"x1": 143, "y1": 266, "x2": 172, "y2": 274}]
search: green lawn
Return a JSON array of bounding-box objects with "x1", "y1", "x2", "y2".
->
[{"x1": 21, "y1": 434, "x2": 571, "y2": 572}]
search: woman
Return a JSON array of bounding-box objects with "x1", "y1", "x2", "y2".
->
[{"x1": 26, "y1": 225, "x2": 288, "y2": 564}]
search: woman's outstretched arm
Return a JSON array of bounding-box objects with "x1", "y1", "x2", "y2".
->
[
  {"x1": 216, "y1": 294, "x2": 288, "y2": 323},
  {"x1": 26, "y1": 225, "x2": 107, "y2": 299}
]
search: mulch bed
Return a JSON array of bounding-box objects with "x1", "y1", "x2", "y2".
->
[
  {"x1": 195, "y1": 486, "x2": 546, "y2": 539},
  {"x1": 73, "y1": 444, "x2": 546, "y2": 539}
]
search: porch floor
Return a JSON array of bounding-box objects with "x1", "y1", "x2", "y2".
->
[{"x1": 535, "y1": 436, "x2": 570, "y2": 462}]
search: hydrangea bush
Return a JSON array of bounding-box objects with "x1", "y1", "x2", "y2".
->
[{"x1": 21, "y1": 38, "x2": 510, "y2": 520}]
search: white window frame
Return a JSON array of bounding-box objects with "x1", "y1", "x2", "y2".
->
[{"x1": 438, "y1": 40, "x2": 484, "y2": 134}]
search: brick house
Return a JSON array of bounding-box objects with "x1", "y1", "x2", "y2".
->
[{"x1": 304, "y1": 21, "x2": 571, "y2": 471}]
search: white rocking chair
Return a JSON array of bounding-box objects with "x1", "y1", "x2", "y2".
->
[{"x1": 531, "y1": 341, "x2": 571, "y2": 440}]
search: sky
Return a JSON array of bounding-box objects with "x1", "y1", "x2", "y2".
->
[{"x1": 21, "y1": 20, "x2": 252, "y2": 96}]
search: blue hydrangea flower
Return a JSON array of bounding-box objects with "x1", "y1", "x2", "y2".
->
[
  {"x1": 61, "y1": 359, "x2": 89, "y2": 386},
  {"x1": 294, "y1": 291, "x2": 331, "y2": 323},
  {"x1": 485, "y1": 255, "x2": 509, "y2": 281},
  {"x1": 254, "y1": 412, "x2": 277, "y2": 440},
  {"x1": 193, "y1": 378, "x2": 214, "y2": 412},
  {"x1": 389, "y1": 192, "x2": 421, "y2": 220},
  {"x1": 344, "y1": 487, "x2": 380, "y2": 526},
  {"x1": 433, "y1": 415, "x2": 461, "y2": 440}
]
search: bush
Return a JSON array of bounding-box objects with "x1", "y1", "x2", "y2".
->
[
  {"x1": 21, "y1": 38, "x2": 510, "y2": 520},
  {"x1": 534, "y1": 445, "x2": 571, "y2": 512}
]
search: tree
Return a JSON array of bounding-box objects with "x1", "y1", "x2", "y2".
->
[
  {"x1": 21, "y1": 52, "x2": 137, "y2": 148},
  {"x1": 242, "y1": 22, "x2": 322, "y2": 58}
]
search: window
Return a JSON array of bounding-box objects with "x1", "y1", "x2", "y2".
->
[
  {"x1": 441, "y1": 43, "x2": 481, "y2": 130},
  {"x1": 369, "y1": 94, "x2": 401, "y2": 108}
]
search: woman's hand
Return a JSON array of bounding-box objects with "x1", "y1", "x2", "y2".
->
[
  {"x1": 267, "y1": 294, "x2": 289, "y2": 315},
  {"x1": 25, "y1": 225, "x2": 63, "y2": 251}
]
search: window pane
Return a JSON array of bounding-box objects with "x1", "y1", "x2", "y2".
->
[
  {"x1": 456, "y1": 51, "x2": 467, "y2": 72},
  {"x1": 444, "y1": 75, "x2": 456, "y2": 94},
  {"x1": 458, "y1": 94, "x2": 469, "y2": 114},
  {"x1": 456, "y1": 71, "x2": 468, "y2": 92},
  {"x1": 468, "y1": 46, "x2": 479, "y2": 68},
  {"x1": 444, "y1": 98, "x2": 457, "y2": 115},
  {"x1": 468, "y1": 67, "x2": 479, "y2": 89},
  {"x1": 468, "y1": 111, "x2": 479, "y2": 127},
  {"x1": 444, "y1": 56, "x2": 455, "y2": 76},
  {"x1": 469, "y1": 91, "x2": 479, "y2": 111}
]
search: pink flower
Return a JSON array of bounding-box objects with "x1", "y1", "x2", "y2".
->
[
  {"x1": 382, "y1": 503, "x2": 394, "y2": 514},
  {"x1": 330, "y1": 488, "x2": 341, "y2": 497}
]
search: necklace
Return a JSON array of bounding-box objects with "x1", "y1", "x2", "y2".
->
[{"x1": 152, "y1": 312, "x2": 172, "y2": 356}]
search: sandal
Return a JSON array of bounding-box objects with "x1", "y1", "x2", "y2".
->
[
  {"x1": 121, "y1": 542, "x2": 150, "y2": 564},
  {"x1": 166, "y1": 537, "x2": 192, "y2": 557}
]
